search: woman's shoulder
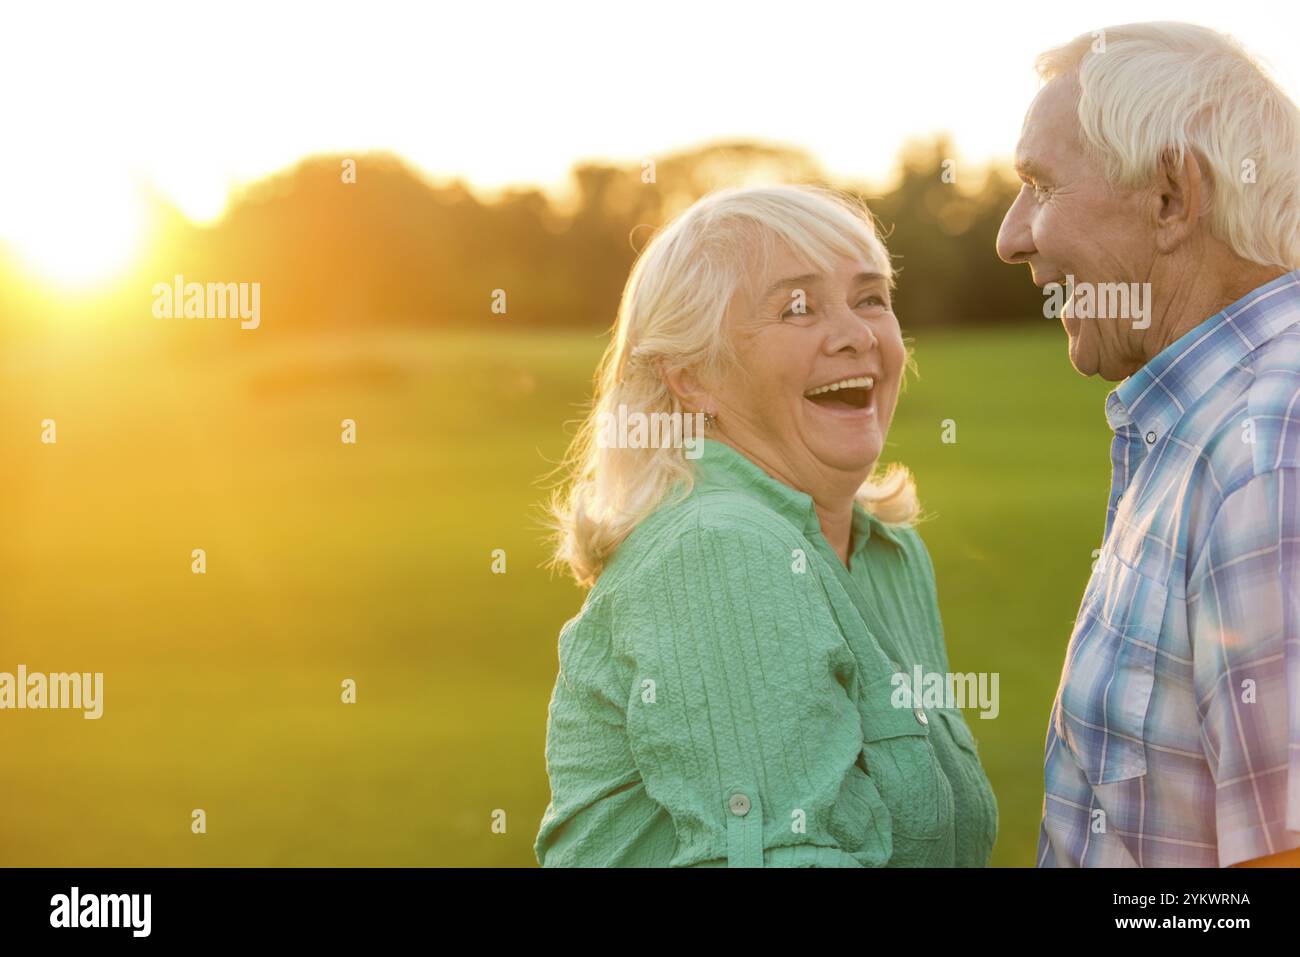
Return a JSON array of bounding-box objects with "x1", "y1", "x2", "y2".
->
[
  {"x1": 860, "y1": 503, "x2": 935, "y2": 573},
  {"x1": 887, "y1": 520, "x2": 938, "y2": 579},
  {"x1": 595, "y1": 484, "x2": 812, "y2": 593},
  {"x1": 557, "y1": 485, "x2": 821, "y2": 686}
]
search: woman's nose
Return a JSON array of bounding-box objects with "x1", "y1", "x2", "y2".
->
[{"x1": 825, "y1": 303, "x2": 877, "y2": 353}]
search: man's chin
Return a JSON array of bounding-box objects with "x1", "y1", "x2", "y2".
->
[{"x1": 1066, "y1": 332, "x2": 1098, "y2": 378}]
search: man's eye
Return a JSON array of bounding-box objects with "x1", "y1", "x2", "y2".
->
[
  {"x1": 857, "y1": 295, "x2": 886, "y2": 309},
  {"x1": 1033, "y1": 183, "x2": 1053, "y2": 199}
]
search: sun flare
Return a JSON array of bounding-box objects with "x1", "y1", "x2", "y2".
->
[{"x1": 0, "y1": 178, "x2": 148, "y2": 290}]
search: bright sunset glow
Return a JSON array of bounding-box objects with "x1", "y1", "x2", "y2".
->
[
  {"x1": 1, "y1": 169, "x2": 147, "y2": 289},
  {"x1": 3, "y1": 0, "x2": 1298, "y2": 289}
]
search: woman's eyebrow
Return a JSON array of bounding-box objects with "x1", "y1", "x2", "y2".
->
[
  {"x1": 762, "y1": 270, "x2": 889, "y2": 301},
  {"x1": 762, "y1": 273, "x2": 820, "y2": 299}
]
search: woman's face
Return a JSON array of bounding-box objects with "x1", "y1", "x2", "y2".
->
[{"x1": 706, "y1": 240, "x2": 905, "y2": 497}]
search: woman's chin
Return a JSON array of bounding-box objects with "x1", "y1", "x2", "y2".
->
[{"x1": 807, "y1": 431, "x2": 883, "y2": 476}]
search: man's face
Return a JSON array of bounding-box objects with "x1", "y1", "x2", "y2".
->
[{"x1": 996, "y1": 75, "x2": 1156, "y2": 380}]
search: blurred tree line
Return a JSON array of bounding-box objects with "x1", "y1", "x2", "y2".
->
[{"x1": 1, "y1": 136, "x2": 1043, "y2": 336}]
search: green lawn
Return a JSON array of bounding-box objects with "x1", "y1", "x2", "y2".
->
[{"x1": 0, "y1": 321, "x2": 1112, "y2": 866}]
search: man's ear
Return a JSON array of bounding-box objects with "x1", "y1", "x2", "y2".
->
[
  {"x1": 659, "y1": 361, "x2": 714, "y2": 414},
  {"x1": 1152, "y1": 147, "x2": 1205, "y2": 254}
]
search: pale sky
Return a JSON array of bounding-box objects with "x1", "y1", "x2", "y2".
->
[{"x1": 2, "y1": 0, "x2": 1298, "y2": 285}]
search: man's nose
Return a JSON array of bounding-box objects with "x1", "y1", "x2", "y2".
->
[{"x1": 996, "y1": 188, "x2": 1036, "y2": 265}]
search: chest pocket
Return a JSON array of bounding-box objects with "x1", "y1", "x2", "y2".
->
[
  {"x1": 810, "y1": 550, "x2": 953, "y2": 861},
  {"x1": 935, "y1": 707, "x2": 998, "y2": 863},
  {"x1": 1056, "y1": 551, "x2": 1168, "y2": 785},
  {"x1": 854, "y1": 669, "x2": 954, "y2": 849}
]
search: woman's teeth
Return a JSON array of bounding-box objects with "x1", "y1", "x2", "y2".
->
[{"x1": 804, "y1": 375, "x2": 874, "y2": 397}]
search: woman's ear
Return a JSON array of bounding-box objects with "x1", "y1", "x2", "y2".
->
[{"x1": 658, "y1": 361, "x2": 714, "y2": 414}]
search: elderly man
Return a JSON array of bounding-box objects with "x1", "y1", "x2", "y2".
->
[{"x1": 997, "y1": 21, "x2": 1300, "y2": 867}]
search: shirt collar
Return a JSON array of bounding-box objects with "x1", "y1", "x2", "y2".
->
[
  {"x1": 690, "y1": 438, "x2": 903, "y2": 552},
  {"x1": 1108, "y1": 269, "x2": 1300, "y2": 442}
]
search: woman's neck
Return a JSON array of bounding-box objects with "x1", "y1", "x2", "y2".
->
[
  {"x1": 813, "y1": 498, "x2": 855, "y2": 567},
  {"x1": 712, "y1": 436, "x2": 865, "y2": 568}
]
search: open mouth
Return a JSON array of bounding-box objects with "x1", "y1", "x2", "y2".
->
[{"x1": 803, "y1": 375, "x2": 875, "y2": 411}]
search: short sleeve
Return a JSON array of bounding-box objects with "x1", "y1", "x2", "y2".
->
[
  {"x1": 614, "y1": 515, "x2": 892, "y2": 867},
  {"x1": 1188, "y1": 468, "x2": 1300, "y2": 866}
]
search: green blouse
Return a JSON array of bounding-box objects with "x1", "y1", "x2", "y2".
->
[{"x1": 535, "y1": 438, "x2": 997, "y2": 867}]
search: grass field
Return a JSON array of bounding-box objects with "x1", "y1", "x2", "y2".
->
[{"x1": 1, "y1": 321, "x2": 1113, "y2": 867}]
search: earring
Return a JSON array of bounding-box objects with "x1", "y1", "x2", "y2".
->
[{"x1": 702, "y1": 410, "x2": 717, "y2": 428}]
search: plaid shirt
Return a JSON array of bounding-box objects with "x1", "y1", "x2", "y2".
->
[{"x1": 1039, "y1": 269, "x2": 1300, "y2": 867}]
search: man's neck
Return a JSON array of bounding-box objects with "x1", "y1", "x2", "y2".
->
[{"x1": 1145, "y1": 256, "x2": 1288, "y2": 361}]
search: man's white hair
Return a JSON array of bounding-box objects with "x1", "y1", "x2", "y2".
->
[{"x1": 1037, "y1": 21, "x2": 1300, "y2": 270}]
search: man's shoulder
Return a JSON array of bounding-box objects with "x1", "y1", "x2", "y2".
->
[
  {"x1": 1173, "y1": 324, "x2": 1300, "y2": 572},
  {"x1": 1241, "y1": 322, "x2": 1300, "y2": 473},
  {"x1": 1192, "y1": 323, "x2": 1300, "y2": 488}
]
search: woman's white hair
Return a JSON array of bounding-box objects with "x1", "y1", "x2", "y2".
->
[
  {"x1": 547, "y1": 183, "x2": 919, "y2": 587},
  {"x1": 1036, "y1": 21, "x2": 1300, "y2": 270}
]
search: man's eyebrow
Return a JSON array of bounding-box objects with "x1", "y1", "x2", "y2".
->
[{"x1": 1015, "y1": 157, "x2": 1048, "y2": 180}]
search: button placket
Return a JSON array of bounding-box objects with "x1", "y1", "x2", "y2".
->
[{"x1": 724, "y1": 786, "x2": 763, "y2": 867}]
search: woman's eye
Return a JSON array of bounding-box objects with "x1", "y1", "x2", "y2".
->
[{"x1": 857, "y1": 295, "x2": 886, "y2": 308}]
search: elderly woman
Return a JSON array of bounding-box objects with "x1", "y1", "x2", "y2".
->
[{"x1": 534, "y1": 184, "x2": 997, "y2": 867}]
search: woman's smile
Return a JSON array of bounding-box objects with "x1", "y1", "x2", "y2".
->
[{"x1": 803, "y1": 372, "x2": 878, "y2": 418}]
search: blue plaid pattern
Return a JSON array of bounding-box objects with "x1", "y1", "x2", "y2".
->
[{"x1": 1039, "y1": 269, "x2": 1300, "y2": 867}]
